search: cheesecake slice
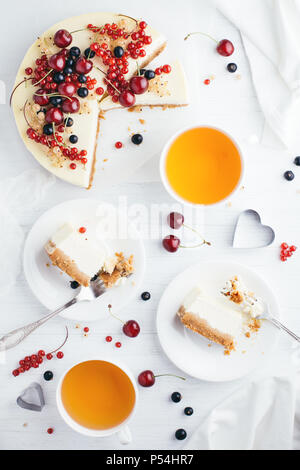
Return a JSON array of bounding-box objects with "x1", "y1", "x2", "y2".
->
[
  {"x1": 177, "y1": 287, "x2": 244, "y2": 351},
  {"x1": 45, "y1": 223, "x2": 133, "y2": 287},
  {"x1": 100, "y1": 60, "x2": 189, "y2": 112}
]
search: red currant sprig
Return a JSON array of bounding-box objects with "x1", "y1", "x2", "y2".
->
[
  {"x1": 12, "y1": 327, "x2": 68, "y2": 377},
  {"x1": 280, "y1": 243, "x2": 297, "y2": 262}
]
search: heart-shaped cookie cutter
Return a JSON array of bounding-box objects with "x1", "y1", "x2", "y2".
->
[
  {"x1": 232, "y1": 209, "x2": 275, "y2": 248},
  {"x1": 16, "y1": 382, "x2": 45, "y2": 412}
]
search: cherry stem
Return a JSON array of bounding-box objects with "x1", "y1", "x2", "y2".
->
[
  {"x1": 70, "y1": 27, "x2": 89, "y2": 34},
  {"x1": 10, "y1": 78, "x2": 33, "y2": 106},
  {"x1": 48, "y1": 326, "x2": 69, "y2": 355},
  {"x1": 154, "y1": 373, "x2": 186, "y2": 381},
  {"x1": 95, "y1": 67, "x2": 121, "y2": 94},
  {"x1": 108, "y1": 305, "x2": 125, "y2": 325},
  {"x1": 34, "y1": 69, "x2": 54, "y2": 86},
  {"x1": 182, "y1": 224, "x2": 211, "y2": 247},
  {"x1": 184, "y1": 32, "x2": 218, "y2": 44}
]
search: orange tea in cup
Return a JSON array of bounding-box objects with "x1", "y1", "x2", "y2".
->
[
  {"x1": 61, "y1": 360, "x2": 136, "y2": 430},
  {"x1": 164, "y1": 127, "x2": 242, "y2": 205}
]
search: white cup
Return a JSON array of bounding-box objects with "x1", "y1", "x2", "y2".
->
[
  {"x1": 160, "y1": 125, "x2": 244, "y2": 207},
  {"x1": 56, "y1": 357, "x2": 138, "y2": 444}
]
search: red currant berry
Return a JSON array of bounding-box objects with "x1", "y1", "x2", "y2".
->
[
  {"x1": 139, "y1": 21, "x2": 147, "y2": 29},
  {"x1": 79, "y1": 227, "x2": 86, "y2": 233},
  {"x1": 123, "y1": 320, "x2": 140, "y2": 338},
  {"x1": 47, "y1": 428, "x2": 54, "y2": 434},
  {"x1": 115, "y1": 141, "x2": 123, "y2": 149},
  {"x1": 96, "y1": 87, "x2": 104, "y2": 95},
  {"x1": 54, "y1": 29, "x2": 72, "y2": 48},
  {"x1": 12, "y1": 369, "x2": 19, "y2": 377},
  {"x1": 281, "y1": 243, "x2": 288, "y2": 250},
  {"x1": 56, "y1": 351, "x2": 64, "y2": 359},
  {"x1": 46, "y1": 353, "x2": 53, "y2": 360},
  {"x1": 25, "y1": 67, "x2": 33, "y2": 75},
  {"x1": 162, "y1": 64, "x2": 171, "y2": 73},
  {"x1": 106, "y1": 336, "x2": 112, "y2": 342},
  {"x1": 115, "y1": 342, "x2": 122, "y2": 348},
  {"x1": 83, "y1": 327, "x2": 89, "y2": 333},
  {"x1": 162, "y1": 235, "x2": 181, "y2": 253},
  {"x1": 204, "y1": 79, "x2": 211, "y2": 85},
  {"x1": 216, "y1": 39, "x2": 234, "y2": 57},
  {"x1": 19, "y1": 360, "x2": 25, "y2": 366},
  {"x1": 70, "y1": 163, "x2": 77, "y2": 170},
  {"x1": 155, "y1": 67, "x2": 162, "y2": 75},
  {"x1": 290, "y1": 245, "x2": 297, "y2": 252}
]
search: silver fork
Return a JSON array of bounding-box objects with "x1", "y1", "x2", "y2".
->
[
  {"x1": 0, "y1": 277, "x2": 107, "y2": 352},
  {"x1": 257, "y1": 306, "x2": 300, "y2": 343}
]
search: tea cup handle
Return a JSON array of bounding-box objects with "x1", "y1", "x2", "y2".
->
[{"x1": 117, "y1": 425, "x2": 132, "y2": 445}]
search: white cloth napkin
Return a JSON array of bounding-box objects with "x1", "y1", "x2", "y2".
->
[
  {"x1": 0, "y1": 169, "x2": 55, "y2": 297},
  {"x1": 215, "y1": 0, "x2": 300, "y2": 149}
]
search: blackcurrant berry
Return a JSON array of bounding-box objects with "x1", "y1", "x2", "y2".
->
[
  {"x1": 44, "y1": 371, "x2": 53, "y2": 381},
  {"x1": 131, "y1": 134, "x2": 143, "y2": 145},
  {"x1": 53, "y1": 72, "x2": 65, "y2": 84},
  {"x1": 175, "y1": 429, "x2": 187, "y2": 440},
  {"x1": 171, "y1": 392, "x2": 182, "y2": 403},
  {"x1": 43, "y1": 124, "x2": 53, "y2": 136},
  {"x1": 50, "y1": 96, "x2": 63, "y2": 106},
  {"x1": 63, "y1": 66, "x2": 73, "y2": 76},
  {"x1": 114, "y1": 46, "x2": 124, "y2": 58},
  {"x1": 284, "y1": 171, "x2": 295, "y2": 181},
  {"x1": 84, "y1": 48, "x2": 96, "y2": 59},
  {"x1": 70, "y1": 280, "x2": 79, "y2": 289},
  {"x1": 77, "y1": 87, "x2": 89, "y2": 98},
  {"x1": 294, "y1": 157, "x2": 300, "y2": 166},
  {"x1": 227, "y1": 63, "x2": 237, "y2": 73},
  {"x1": 65, "y1": 58, "x2": 74, "y2": 68},
  {"x1": 78, "y1": 74, "x2": 87, "y2": 84},
  {"x1": 69, "y1": 47, "x2": 81, "y2": 58},
  {"x1": 141, "y1": 291, "x2": 151, "y2": 301},
  {"x1": 64, "y1": 117, "x2": 74, "y2": 127},
  {"x1": 69, "y1": 135, "x2": 78, "y2": 144},
  {"x1": 144, "y1": 70, "x2": 155, "y2": 80},
  {"x1": 184, "y1": 407, "x2": 193, "y2": 416}
]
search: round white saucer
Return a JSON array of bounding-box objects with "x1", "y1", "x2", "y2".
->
[
  {"x1": 157, "y1": 261, "x2": 280, "y2": 382},
  {"x1": 23, "y1": 199, "x2": 145, "y2": 322}
]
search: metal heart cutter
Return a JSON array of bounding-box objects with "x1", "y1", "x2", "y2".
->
[
  {"x1": 233, "y1": 209, "x2": 275, "y2": 249},
  {"x1": 16, "y1": 382, "x2": 45, "y2": 412}
]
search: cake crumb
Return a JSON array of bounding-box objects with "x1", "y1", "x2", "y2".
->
[
  {"x1": 75, "y1": 324, "x2": 81, "y2": 329},
  {"x1": 23, "y1": 423, "x2": 28, "y2": 427},
  {"x1": 103, "y1": 159, "x2": 108, "y2": 162},
  {"x1": 245, "y1": 332, "x2": 250, "y2": 338},
  {"x1": 208, "y1": 343, "x2": 212, "y2": 347},
  {"x1": 46, "y1": 263, "x2": 50, "y2": 268},
  {"x1": 242, "y1": 350, "x2": 246, "y2": 354},
  {"x1": 235, "y1": 74, "x2": 242, "y2": 80},
  {"x1": 224, "y1": 349, "x2": 231, "y2": 356},
  {"x1": 139, "y1": 118, "x2": 145, "y2": 124},
  {"x1": 226, "y1": 202, "x2": 232, "y2": 207}
]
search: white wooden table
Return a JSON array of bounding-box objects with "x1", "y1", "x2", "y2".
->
[{"x1": 0, "y1": 0, "x2": 300, "y2": 450}]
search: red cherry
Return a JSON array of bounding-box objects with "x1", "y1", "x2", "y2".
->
[
  {"x1": 129, "y1": 76, "x2": 149, "y2": 95},
  {"x1": 123, "y1": 320, "x2": 140, "y2": 338},
  {"x1": 162, "y1": 235, "x2": 180, "y2": 253},
  {"x1": 45, "y1": 107, "x2": 63, "y2": 124},
  {"x1": 62, "y1": 97, "x2": 80, "y2": 114},
  {"x1": 75, "y1": 57, "x2": 93, "y2": 75},
  {"x1": 58, "y1": 82, "x2": 76, "y2": 97},
  {"x1": 167, "y1": 212, "x2": 184, "y2": 229},
  {"x1": 33, "y1": 89, "x2": 49, "y2": 106},
  {"x1": 119, "y1": 90, "x2": 136, "y2": 107},
  {"x1": 49, "y1": 53, "x2": 66, "y2": 71},
  {"x1": 138, "y1": 370, "x2": 155, "y2": 387},
  {"x1": 216, "y1": 39, "x2": 234, "y2": 57},
  {"x1": 54, "y1": 29, "x2": 72, "y2": 48}
]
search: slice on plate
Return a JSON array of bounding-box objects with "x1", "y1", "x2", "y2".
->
[
  {"x1": 177, "y1": 277, "x2": 264, "y2": 353},
  {"x1": 45, "y1": 223, "x2": 133, "y2": 287},
  {"x1": 11, "y1": 13, "x2": 188, "y2": 189}
]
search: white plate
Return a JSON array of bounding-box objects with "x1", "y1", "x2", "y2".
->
[
  {"x1": 157, "y1": 261, "x2": 280, "y2": 382},
  {"x1": 23, "y1": 199, "x2": 145, "y2": 322}
]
